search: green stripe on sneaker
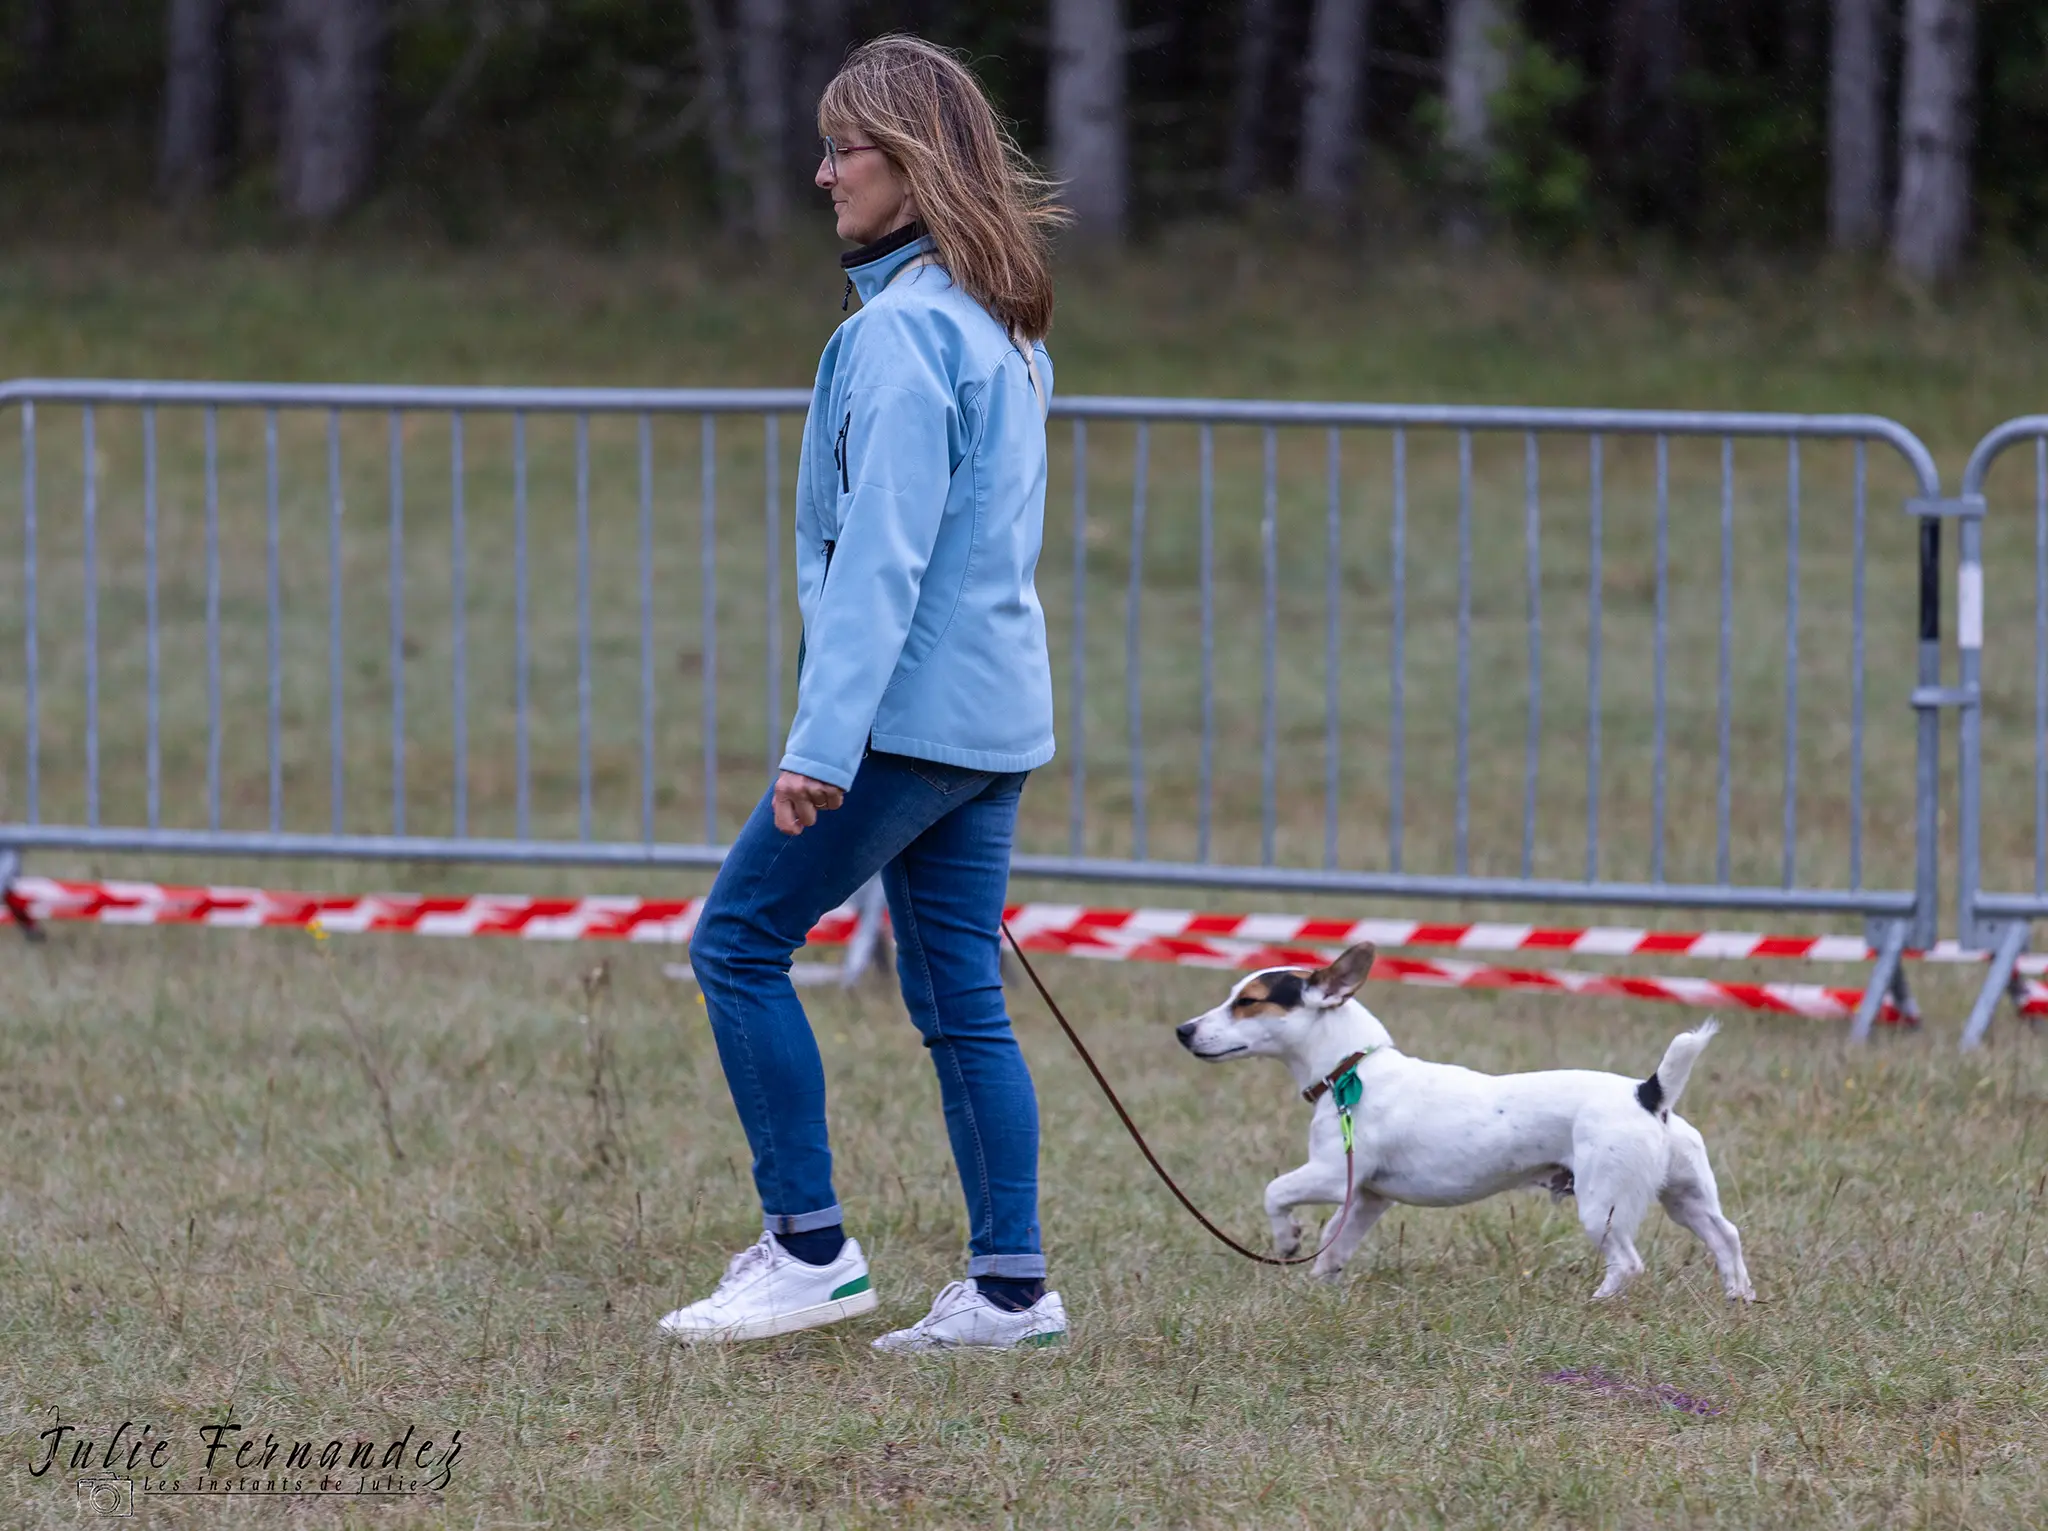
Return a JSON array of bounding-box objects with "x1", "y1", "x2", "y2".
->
[
  {"x1": 1019, "y1": 1331, "x2": 1065, "y2": 1347},
  {"x1": 830, "y1": 1275, "x2": 871, "y2": 1301}
]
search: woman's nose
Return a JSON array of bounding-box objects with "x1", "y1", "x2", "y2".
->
[{"x1": 815, "y1": 158, "x2": 835, "y2": 189}]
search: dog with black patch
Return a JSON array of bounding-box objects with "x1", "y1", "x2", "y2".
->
[{"x1": 1174, "y1": 943, "x2": 1756, "y2": 1301}]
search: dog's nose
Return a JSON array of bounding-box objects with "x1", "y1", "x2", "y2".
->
[{"x1": 1175, "y1": 1020, "x2": 1198, "y2": 1050}]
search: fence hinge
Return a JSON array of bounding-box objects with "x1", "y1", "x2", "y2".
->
[
  {"x1": 1910, "y1": 685, "x2": 1978, "y2": 710},
  {"x1": 1904, "y1": 495, "x2": 1986, "y2": 519}
]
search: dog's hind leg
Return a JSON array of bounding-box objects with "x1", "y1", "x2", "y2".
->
[
  {"x1": 1659, "y1": 1118, "x2": 1755, "y2": 1301},
  {"x1": 1263, "y1": 1162, "x2": 1349, "y2": 1258},
  {"x1": 1310, "y1": 1194, "x2": 1390, "y2": 1282},
  {"x1": 1574, "y1": 1148, "x2": 1659, "y2": 1300}
]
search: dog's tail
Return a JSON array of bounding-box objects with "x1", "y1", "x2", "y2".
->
[{"x1": 1636, "y1": 1017, "x2": 1720, "y2": 1119}]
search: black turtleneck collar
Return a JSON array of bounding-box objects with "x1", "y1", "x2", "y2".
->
[{"x1": 840, "y1": 220, "x2": 929, "y2": 270}]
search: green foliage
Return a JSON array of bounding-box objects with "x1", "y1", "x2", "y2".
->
[
  {"x1": 1980, "y1": 3, "x2": 2048, "y2": 254},
  {"x1": 1479, "y1": 26, "x2": 1596, "y2": 251},
  {"x1": 1416, "y1": 23, "x2": 1595, "y2": 252},
  {"x1": 1686, "y1": 72, "x2": 1824, "y2": 248}
]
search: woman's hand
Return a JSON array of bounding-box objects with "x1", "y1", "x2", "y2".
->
[{"x1": 772, "y1": 771, "x2": 845, "y2": 835}]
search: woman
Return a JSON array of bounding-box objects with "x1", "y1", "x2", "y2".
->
[{"x1": 658, "y1": 36, "x2": 1067, "y2": 1351}]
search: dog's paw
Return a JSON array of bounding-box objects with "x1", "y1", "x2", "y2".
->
[{"x1": 1309, "y1": 1259, "x2": 1346, "y2": 1284}]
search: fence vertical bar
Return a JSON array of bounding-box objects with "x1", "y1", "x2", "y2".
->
[
  {"x1": 387, "y1": 409, "x2": 405, "y2": 836},
  {"x1": 702, "y1": 414, "x2": 719, "y2": 845},
  {"x1": 1126, "y1": 423, "x2": 1149, "y2": 861},
  {"x1": 265, "y1": 408, "x2": 282, "y2": 831},
  {"x1": 763, "y1": 415, "x2": 781, "y2": 783},
  {"x1": 1261, "y1": 426, "x2": 1278, "y2": 866},
  {"x1": 2037, "y1": 438, "x2": 2046, "y2": 897},
  {"x1": 21, "y1": 403, "x2": 36, "y2": 825},
  {"x1": 327, "y1": 411, "x2": 344, "y2": 834},
  {"x1": 1783, "y1": 439, "x2": 1800, "y2": 888},
  {"x1": 1455, "y1": 430, "x2": 1472, "y2": 875},
  {"x1": 1913, "y1": 509, "x2": 1942, "y2": 950},
  {"x1": 1850, "y1": 441, "x2": 1867, "y2": 888},
  {"x1": 1652, "y1": 435, "x2": 1668, "y2": 881},
  {"x1": 450, "y1": 412, "x2": 467, "y2": 837},
  {"x1": 1198, "y1": 425, "x2": 1214, "y2": 861},
  {"x1": 1390, "y1": 429, "x2": 1407, "y2": 873},
  {"x1": 640, "y1": 414, "x2": 656, "y2": 844},
  {"x1": 206, "y1": 407, "x2": 222, "y2": 832},
  {"x1": 576, "y1": 414, "x2": 593, "y2": 841},
  {"x1": 1586, "y1": 435, "x2": 1603, "y2": 882},
  {"x1": 513, "y1": 412, "x2": 530, "y2": 840},
  {"x1": 1324, "y1": 429, "x2": 1341, "y2": 870},
  {"x1": 144, "y1": 407, "x2": 159, "y2": 829},
  {"x1": 1523, "y1": 432, "x2": 1541, "y2": 878},
  {"x1": 82, "y1": 407, "x2": 98, "y2": 828},
  {"x1": 1070, "y1": 420, "x2": 1087, "y2": 858},
  {"x1": 1954, "y1": 456, "x2": 1986, "y2": 958},
  {"x1": 1717, "y1": 438, "x2": 1733, "y2": 884}
]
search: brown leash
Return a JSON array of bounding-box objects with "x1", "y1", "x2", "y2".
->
[{"x1": 1002, "y1": 919, "x2": 1357, "y2": 1267}]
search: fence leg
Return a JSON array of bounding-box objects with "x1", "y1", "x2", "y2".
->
[
  {"x1": 1888, "y1": 958, "x2": 1921, "y2": 1029},
  {"x1": 664, "y1": 875, "x2": 891, "y2": 990},
  {"x1": 1849, "y1": 920, "x2": 1909, "y2": 1044},
  {"x1": 1960, "y1": 922, "x2": 2030, "y2": 1052},
  {"x1": 0, "y1": 848, "x2": 43, "y2": 944},
  {"x1": 830, "y1": 875, "x2": 892, "y2": 989}
]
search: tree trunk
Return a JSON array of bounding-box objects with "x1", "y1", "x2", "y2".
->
[
  {"x1": 1297, "y1": 0, "x2": 1372, "y2": 219},
  {"x1": 738, "y1": 0, "x2": 788, "y2": 240},
  {"x1": 1442, "y1": 0, "x2": 1511, "y2": 245},
  {"x1": 275, "y1": 0, "x2": 386, "y2": 223},
  {"x1": 795, "y1": 0, "x2": 852, "y2": 142},
  {"x1": 161, "y1": 0, "x2": 233, "y2": 202},
  {"x1": 1602, "y1": 0, "x2": 1689, "y2": 224},
  {"x1": 1049, "y1": 0, "x2": 1128, "y2": 240},
  {"x1": 1224, "y1": 0, "x2": 1279, "y2": 202},
  {"x1": 1829, "y1": 0, "x2": 1887, "y2": 250},
  {"x1": 1891, "y1": 0, "x2": 1974, "y2": 283},
  {"x1": 685, "y1": 0, "x2": 744, "y2": 224}
]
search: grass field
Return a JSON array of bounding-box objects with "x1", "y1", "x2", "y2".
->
[{"x1": 3, "y1": 239, "x2": 2047, "y2": 1527}]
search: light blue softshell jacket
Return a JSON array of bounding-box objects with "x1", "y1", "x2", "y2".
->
[{"x1": 780, "y1": 233, "x2": 1058, "y2": 791}]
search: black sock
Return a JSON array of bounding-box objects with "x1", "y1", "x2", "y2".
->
[
  {"x1": 777, "y1": 1225, "x2": 846, "y2": 1266},
  {"x1": 975, "y1": 1275, "x2": 1045, "y2": 1312}
]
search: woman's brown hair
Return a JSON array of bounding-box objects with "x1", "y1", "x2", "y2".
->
[{"x1": 820, "y1": 35, "x2": 1066, "y2": 341}]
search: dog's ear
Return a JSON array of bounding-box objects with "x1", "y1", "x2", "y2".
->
[{"x1": 1310, "y1": 942, "x2": 1376, "y2": 1007}]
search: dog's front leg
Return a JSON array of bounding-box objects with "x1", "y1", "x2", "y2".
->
[
  {"x1": 1263, "y1": 1163, "x2": 1348, "y2": 1258},
  {"x1": 1310, "y1": 1194, "x2": 1391, "y2": 1282}
]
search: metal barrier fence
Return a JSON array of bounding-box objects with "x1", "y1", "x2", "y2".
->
[
  {"x1": 0, "y1": 379, "x2": 1947, "y2": 1034},
  {"x1": 1956, "y1": 417, "x2": 2048, "y2": 1047}
]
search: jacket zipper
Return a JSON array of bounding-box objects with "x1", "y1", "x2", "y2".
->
[
  {"x1": 833, "y1": 410, "x2": 851, "y2": 493},
  {"x1": 796, "y1": 538, "x2": 835, "y2": 683}
]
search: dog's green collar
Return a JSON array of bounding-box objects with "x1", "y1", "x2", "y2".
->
[
  {"x1": 1305, "y1": 1048, "x2": 1377, "y2": 1156},
  {"x1": 1302, "y1": 1047, "x2": 1377, "y2": 1106}
]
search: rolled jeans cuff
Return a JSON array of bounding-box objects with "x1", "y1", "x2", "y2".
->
[
  {"x1": 763, "y1": 1203, "x2": 843, "y2": 1236},
  {"x1": 966, "y1": 1252, "x2": 1047, "y2": 1279}
]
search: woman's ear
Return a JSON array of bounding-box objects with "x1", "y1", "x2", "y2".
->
[{"x1": 1309, "y1": 943, "x2": 1376, "y2": 1007}]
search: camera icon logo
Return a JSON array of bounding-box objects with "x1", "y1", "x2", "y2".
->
[{"x1": 76, "y1": 1475, "x2": 134, "y2": 1517}]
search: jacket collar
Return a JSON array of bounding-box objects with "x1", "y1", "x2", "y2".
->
[{"x1": 840, "y1": 221, "x2": 937, "y2": 305}]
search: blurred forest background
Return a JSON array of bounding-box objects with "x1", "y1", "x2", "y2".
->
[{"x1": 0, "y1": 0, "x2": 2040, "y2": 283}]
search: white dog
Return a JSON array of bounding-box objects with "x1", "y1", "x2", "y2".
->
[{"x1": 1175, "y1": 943, "x2": 1755, "y2": 1301}]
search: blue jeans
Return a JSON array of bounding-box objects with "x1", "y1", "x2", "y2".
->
[{"x1": 689, "y1": 751, "x2": 1045, "y2": 1279}]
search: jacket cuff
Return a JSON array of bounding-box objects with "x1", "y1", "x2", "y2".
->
[{"x1": 777, "y1": 751, "x2": 856, "y2": 793}]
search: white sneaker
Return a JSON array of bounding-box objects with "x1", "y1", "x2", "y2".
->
[
  {"x1": 871, "y1": 1280, "x2": 1068, "y2": 1353},
  {"x1": 657, "y1": 1232, "x2": 876, "y2": 1344}
]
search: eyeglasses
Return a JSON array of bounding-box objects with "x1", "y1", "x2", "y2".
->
[{"x1": 820, "y1": 135, "x2": 880, "y2": 176}]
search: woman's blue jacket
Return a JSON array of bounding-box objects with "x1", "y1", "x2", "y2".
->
[{"x1": 779, "y1": 226, "x2": 1057, "y2": 792}]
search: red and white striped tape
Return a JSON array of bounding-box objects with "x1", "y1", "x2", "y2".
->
[{"x1": 4, "y1": 876, "x2": 2040, "y2": 1021}]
